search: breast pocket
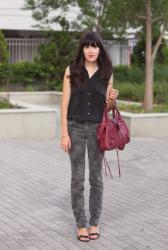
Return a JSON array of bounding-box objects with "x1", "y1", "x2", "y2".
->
[
  {"x1": 91, "y1": 81, "x2": 106, "y2": 98},
  {"x1": 68, "y1": 89, "x2": 86, "y2": 115}
]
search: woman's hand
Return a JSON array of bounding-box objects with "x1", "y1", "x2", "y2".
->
[
  {"x1": 61, "y1": 135, "x2": 71, "y2": 153},
  {"x1": 106, "y1": 86, "x2": 119, "y2": 111},
  {"x1": 107, "y1": 87, "x2": 119, "y2": 102}
]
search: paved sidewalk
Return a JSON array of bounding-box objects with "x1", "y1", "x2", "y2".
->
[{"x1": 0, "y1": 137, "x2": 168, "y2": 250}]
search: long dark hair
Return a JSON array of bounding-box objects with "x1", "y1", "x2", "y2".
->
[{"x1": 69, "y1": 31, "x2": 113, "y2": 88}]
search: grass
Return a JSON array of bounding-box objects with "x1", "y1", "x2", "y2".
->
[
  {"x1": 0, "y1": 97, "x2": 22, "y2": 109},
  {"x1": 114, "y1": 81, "x2": 168, "y2": 105},
  {"x1": 118, "y1": 103, "x2": 168, "y2": 113},
  {"x1": 1, "y1": 81, "x2": 168, "y2": 112},
  {"x1": 0, "y1": 97, "x2": 13, "y2": 109}
]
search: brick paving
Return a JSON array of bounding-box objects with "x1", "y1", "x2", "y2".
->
[{"x1": 0, "y1": 137, "x2": 168, "y2": 250}]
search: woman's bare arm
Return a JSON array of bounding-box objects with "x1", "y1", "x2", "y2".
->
[
  {"x1": 106, "y1": 74, "x2": 114, "y2": 111},
  {"x1": 60, "y1": 66, "x2": 71, "y2": 138}
]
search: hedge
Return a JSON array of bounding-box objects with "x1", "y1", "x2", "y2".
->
[{"x1": 0, "y1": 62, "x2": 168, "y2": 104}]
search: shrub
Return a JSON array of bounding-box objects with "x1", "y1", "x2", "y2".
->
[
  {"x1": 0, "y1": 64, "x2": 12, "y2": 92},
  {"x1": 153, "y1": 81, "x2": 168, "y2": 104},
  {"x1": 114, "y1": 64, "x2": 168, "y2": 85},
  {"x1": 34, "y1": 31, "x2": 79, "y2": 83},
  {"x1": 0, "y1": 96, "x2": 13, "y2": 109},
  {"x1": 0, "y1": 31, "x2": 8, "y2": 64},
  {"x1": 0, "y1": 62, "x2": 47, "y2": 90},
  {"x1": 115, "y1": 81, "x2": 168, "y2": 104},
  {"x1": 0, "y1": 64, "x2": 11, "y2": 85},
  {"x1": 118, "y1": 103, "x2": 168, "y2": 113},
  {"x1": 0, "y1": 61, "x2": 65, "y2": 91},
  {"x1": 115, "y1": 82, "x2": 144, "y2": 102},
  {"x1": 113, "y1": 65, "x2": 145, "y2": 84},
  {"x1": 154, "y1": 64, "x2": 168, "y2": 83},
  {"x1": 11, "y1": 62, "x2": 44, "y2": 84},
  {"x1": 113, "y1": 65, "x2": 129, "y2": 82},
  {"x1": 131, "y1": 27, "x2": 168, "y2": 65}
]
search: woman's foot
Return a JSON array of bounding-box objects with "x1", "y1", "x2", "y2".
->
[
  {"x1": 88, "y1": 225, "x2": 100, "y2": 240},
  {"x1": 77, "y1": 227, "x2": 90, "y2": 242}
]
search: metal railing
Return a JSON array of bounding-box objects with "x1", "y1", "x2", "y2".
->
[
  {"x1": 104, "y1": 40, "x2": 132, "y2": 66},
  {"x1": 6, "y1": 38, "x2": 135, "y2": 65},
  {"x1": 6, "y1": 38, "x2": 49, "y2": 64}
]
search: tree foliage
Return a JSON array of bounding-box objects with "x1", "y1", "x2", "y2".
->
[
  {"x1": 24, "y1": 0, "x2": 168, "y2": 111},
  {"x1": 0, "y1": 31, "x2": 8, "y2": 64},
  {"x1": 74, "y1": 0, "x2": 114, "y2": 34},
  {"x1": 34, "y1": 31, "x2": 79, "y2": 84},
  {"x1": 23, "y1": 0, "x2": 74, "y2": 30},
  {"x1": 132, "y1": 27, "x2": 168, "y2": 65},
  {"x1": 79, "y1": 0, "x2": 168, "y2": 111}
]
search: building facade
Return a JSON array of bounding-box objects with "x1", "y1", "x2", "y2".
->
[{"x1": 0, "y1": 0, "x2": 137, "y2": 65}]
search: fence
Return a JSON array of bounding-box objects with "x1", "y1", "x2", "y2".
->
[
  {"x1": 6, "y1": 38, "x2": 49, "y2": 64},
  {"x1": 104, "y1": 40, "x2": 131, "y2": 66},
  {"x1": 6, "y1": 38, "x2": 135, "y2": 65}
]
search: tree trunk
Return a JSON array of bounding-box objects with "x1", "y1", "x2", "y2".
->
[
  {"x1": 95, "y1": 16, "x2": 101, "y2": 33},
  {"x1": 144, "y1": 0, "x2": 153, "y2": 112}
]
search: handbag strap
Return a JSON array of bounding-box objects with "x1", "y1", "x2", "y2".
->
[
  {"x1": 102, "y1": 103, "x2": 109, "y2": 123},
  {"x1": 112, "y1": 101, "x2": 122, "y2": 120},
  {"x1": 102, "y1": 101, "x2": 122, "y2": 178},
  {"x1": 105, "y1": 101, "x2": 120, "y2": 120},
  {"x1": 103, "y1": 156, "x2": 113, "y2": 179},
  {"x1": 116, "y1": 148, "x2": 121, "y2": 177},
  {"x1": 102, "y1": 151, "x2": 121, "y2": 179}
]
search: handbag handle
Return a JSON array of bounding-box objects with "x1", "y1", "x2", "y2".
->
[
  {"x1": 104, "y1": 100, "x2": 120, "y2": 121},
  {"x1": 103, "y1": 101, "x2": 122, "y2": 177},
  {"x1": 102, "y1": 102, "x2": 109, "y2": 123}
]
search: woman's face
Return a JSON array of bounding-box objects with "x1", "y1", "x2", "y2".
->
[{"x1": 83, "y1": 43, "x2": 100, "y2": 63}]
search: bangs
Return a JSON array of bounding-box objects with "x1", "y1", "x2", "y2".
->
[
  {"x1": 83, "y1": 41, "x2": 100, "y2": 48},
  {"x1": 81, "y1": 32, "x2": 102, "y2": 48}
]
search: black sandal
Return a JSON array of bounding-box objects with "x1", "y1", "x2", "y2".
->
[
  {"x1": 77, "y1": 235, "x2": 90, "y2": 242},
  {"x1": 89, "y1": 232, "x2": 100, "y2": 240}
]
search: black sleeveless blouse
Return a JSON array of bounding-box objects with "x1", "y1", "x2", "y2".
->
[{"x1": 67, "y1": 66, "x2": 107, "y2": 123}]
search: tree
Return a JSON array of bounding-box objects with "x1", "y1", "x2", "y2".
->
[
  {"x1": 34, "y1": 31, "x2": 79, "y2": 86},
  {"x1": 131, "y1": 27, "x2": 168, "y2": 65},
  {"x1": 143, "y1": 0, "x2": 167, "y2": 111},
  {"x1": 0, "y1": 31, "x2": 10, "y2": 96},
  {"x1": 23, "y1": 0, "x2": 74, "y2": 30},
  {"x1": 24, "y1": 1, "x2": 80, "y2": 88},
  {"x1": 105, "y1": 0, "x2": 168, "y2": 111},
  {"x1": 0, "y1": 30, "x2": 8, "y2": 64},
  {"x1": 76, "y1": 0, "x2": 168, "y2": 111},
  {"x1": 72, "y1": 0, "x2": 113, "y2": 33},
  {"x1": 24, "y1": 0, "x2": 168, "y2": 111}
]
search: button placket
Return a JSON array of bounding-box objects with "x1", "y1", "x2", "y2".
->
[{"x1": 87, "y1": 91, "x2": 91, "y2": 116}]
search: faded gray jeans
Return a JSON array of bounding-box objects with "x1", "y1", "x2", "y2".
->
[{"x1": 68, "y1": 119, "x2": 104, "y2": 229}]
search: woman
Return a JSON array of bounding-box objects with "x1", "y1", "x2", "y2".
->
[{"x1": 60, "y1": 31, "x2": 119, "y2": 242}]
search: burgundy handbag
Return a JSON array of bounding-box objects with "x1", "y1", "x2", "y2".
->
[{"x1": 96, "y1": 101, "x2": 130, "y2": 178}]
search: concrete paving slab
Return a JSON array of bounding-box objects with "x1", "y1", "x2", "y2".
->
[{"x1": 0, "y1": 137, "x2": 168, "y2": 250}]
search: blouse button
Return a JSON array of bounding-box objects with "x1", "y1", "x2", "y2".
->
[
  {"x1": 88, "y1": 92, "x2": 91, "y2": 95},
  {"x1": 88, "y1": 112, "x2": 90, "y2": 115},
  {"x1": 88, "y1": 102, "x2": 90, "y2": 105}
]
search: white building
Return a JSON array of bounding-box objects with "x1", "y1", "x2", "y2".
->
[{"x1": 0, "y1": 0, "x2": 137, "y2": 65}]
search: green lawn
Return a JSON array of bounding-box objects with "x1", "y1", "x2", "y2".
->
[
  {"x1": 118, "y1": 103, "x2": 168, "y2": 113},
  {"x1": 0, "y1": 98, "x2": 21, "y2": 109},
  {"x1": 0, "y1": 99, "x2": 13, "y2": 109}
]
